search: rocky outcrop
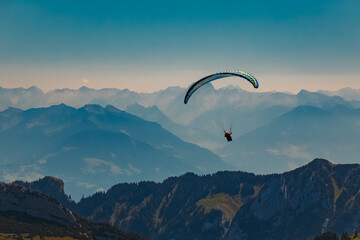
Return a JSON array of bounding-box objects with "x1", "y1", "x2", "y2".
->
[
  {"x1": 0, "y1": 182, "x2": 77, "y2": 227},
  {"x1": 13, "y1": 176, "x2": 75, "y2": 209},
  {"x1": 0, "y1": 182, "x2": 146, "y2": 240}
]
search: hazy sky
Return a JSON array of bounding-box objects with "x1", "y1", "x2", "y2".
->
[{"x1": 0, "y1": 0, "x2": 359, "y2": 93}]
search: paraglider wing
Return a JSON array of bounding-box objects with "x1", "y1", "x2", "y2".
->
[{"x1": 184, "y1": 71, "x2": 259, "y2": 104}]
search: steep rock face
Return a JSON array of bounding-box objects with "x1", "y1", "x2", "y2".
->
[
  {"x1": 0, "y1": 182, "x2": 77, "y2": 227},
  {"x1": 13, "y1": 176, "x2": 75, "y2": 209},
  {"x1": 227, "y1": 159, "x2": 335, "y2": 240},
  {"x1": 71, "y1": 159, "x2": 360, "y2": 240},
  {"x1": 228, "y1": 159, "x2": 360, "y2": 240},
  {"x1": 74, "y1": 171, "x2": 263, "y2": 240}
]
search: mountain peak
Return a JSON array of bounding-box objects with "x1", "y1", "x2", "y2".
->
[
  {"x1": 297, "y1": 89, "x2": 311, "y2": 95},
  {"x1": 80, "y1": 104, "x2": 105, "y2": 114},
  {"x1": 309, "y1": 158, "x2": 331, "y2": 165},
  {"x1": 43, "y1": 175, "x2": 64, "y2": 185},
  {"x1": 27, "y1": 86, "x2": 43, "y2": 93},
  {"x1": 202, "y1": 83, "x2": 215, "y2": 91},
  {"x1": 13, "y1": 176, "x2": 65, "y2": 194},
  {"x1": 49, "y1": 103, "x2": 71, "y2": 110},
  {"x1": 78, "y1": 86, "x2": 92, "y2": 92},
  {"x1": 300, "y1": 158, "x2": 332, "y2": 172},
  {"x1": 1, "y1": 107, "x2": 22, "y2": 114}
]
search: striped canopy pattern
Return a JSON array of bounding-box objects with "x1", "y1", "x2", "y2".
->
[{"x1": 184, "y1": 71, "x2": 259, "y2": 104}]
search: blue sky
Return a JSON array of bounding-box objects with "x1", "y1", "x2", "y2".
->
[{"x1": 0, "y1": 0, "x2": 359, "y2": 92}]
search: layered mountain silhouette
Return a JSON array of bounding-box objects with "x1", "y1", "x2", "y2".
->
[
  {"x1": 319, "y1": 87, "x2": 360, "y2": 102},
  {"x1": 15, "y1": 159, "x2": 360, "y2": 240},
  {"x1": 1, "y1": 86, "x2": 358, "y2": 150},
  {"x1": 1, "y1": 86, "x2": 360, "y2": 178},
  {"x1": 125, "y1": 103, "x2": 222, "y2": 150},
  {"x1": 0, "y1": 86, "x2": 184, "y2": 113},
  {"x1": 0, "y1": 104, "x2": 227, "y2": 200},
  {"x1": 0, "y1": 180, "x2": 145, "y2": 240},
  {"x1": 221, "y1": 105, "x2": 360, "y2": 173}
]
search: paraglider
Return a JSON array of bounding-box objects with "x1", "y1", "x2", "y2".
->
[
  {"x1": 224, "y1": 130, "x2": 232, "y2": 142},
  {"x1": 184, "y1": 71, "x2": 259, "y2": 142}
]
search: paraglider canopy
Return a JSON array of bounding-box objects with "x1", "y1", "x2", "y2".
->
[{"x1": 184, "y1": 71, "x2": 259, "y2": 104}]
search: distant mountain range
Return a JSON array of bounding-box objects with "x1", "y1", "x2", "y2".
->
[
  {"x1": 1, "y1": 85, "x2": 360, "y2": 178},
  {"x1": 1, "y1": 86, "x2": 359, "y2": 149},
  {"x1": 0, "y1": 179, "x2": 145, "y2": 240},
  {"x1": 1, "y1": 86, "x2": 358, "y2": 126},
  {"x1": 319, "y1": 87, "x2": 360, "y2": 101},
  {"x1": 125, "y1": 103, "x2": 221, "y2": 150},
  {"x1": 0, "y1": 85, "x2": 184, "y2": 112},
  {"x1": 0, "y1": 104, "x2": 227, "y2": 200},
  {"x1": 13, "y1": 159, "x2": 360, "y2": 240},
  {"x1": 220, "y1": 104, "x2": 360, "y2": 173},
  {"x1": 124, "y1": 89, "x2": 360, "y2": 174}
]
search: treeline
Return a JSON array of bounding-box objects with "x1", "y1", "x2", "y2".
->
[{"x1": 314, "y1": 231, "x2": 359, "y2": 240}]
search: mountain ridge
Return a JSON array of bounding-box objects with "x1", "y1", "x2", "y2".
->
[
  {"x1": 15, "y1": 158, "x2": 360, "y2": 240},
  {"x1": 0, "y1": 104, "x2": 227, "y2": 200},
  {"x1": 220, "y1": 104, "x2": 360, "y2": 173},
  {"x1": 0, "y1": 181, "x2": 146, "y2": 240}
]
